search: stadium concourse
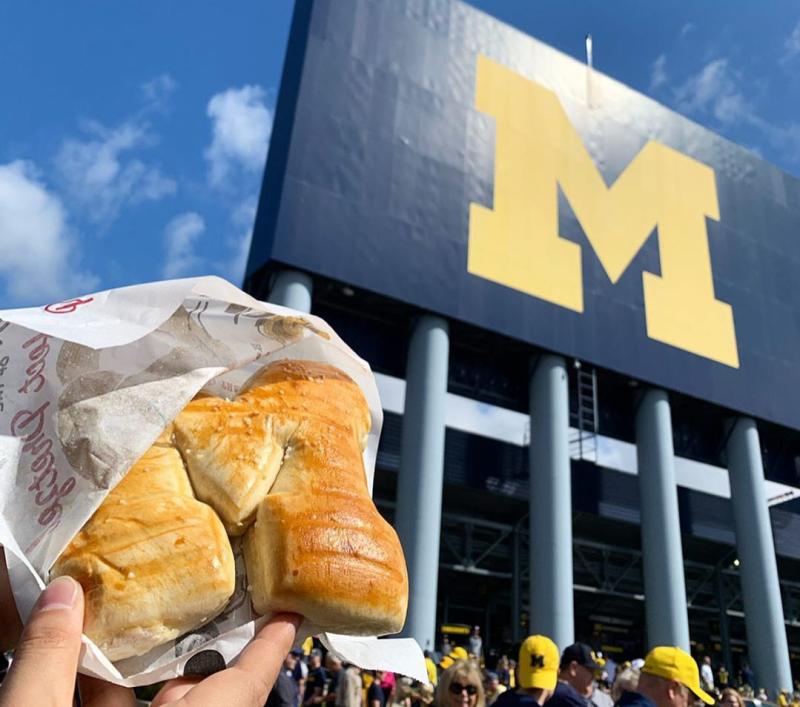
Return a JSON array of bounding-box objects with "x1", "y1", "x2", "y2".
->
[{"x1": 245, "y1": 0, "x2": 800, "y2": 697}]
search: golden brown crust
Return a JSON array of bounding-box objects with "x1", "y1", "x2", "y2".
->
[
  {"x1": 240, "y1": 361, "x2": 408, "y2": 636},
  {"x1": 52, "y1": 443, "x2": 235, "y2": 661},
  {"x1": 172, "y1": 398, "x2": 286, "y2": 534},
  {"x1": 54, "y1": 358, "x2": 407, "y2": 659}
]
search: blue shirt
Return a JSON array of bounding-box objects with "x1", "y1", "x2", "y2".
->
[
  {"x1": 494, "y1": 690, "x2": 545, "y2": 707},
  {"x1": 548, "y1": 682, "x2": 590, "y2": 707},
  {"x1": 614, "y1": 691, "x2": 657, "y2": 707}
]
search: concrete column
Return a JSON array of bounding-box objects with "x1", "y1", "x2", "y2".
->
[
  {"x1": 726, "y1": 417, "x2": 792, "y2": 696},
  {"x1": 268, "y1": 269, "x2": 313, "y2": 312},
  {"x1": 395, "y1": 315, "x2": 449, "y2": 651},
  {"x1": 635, "y1": 388, "x2": 690, "y2": 651},
  {"x1": 529, "y1": 354, "x2": 573, "y2": 649}
]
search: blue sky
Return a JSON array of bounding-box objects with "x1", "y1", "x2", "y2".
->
[{"x1": 1, "y1": 1, "x2": 799, "y2": 308}]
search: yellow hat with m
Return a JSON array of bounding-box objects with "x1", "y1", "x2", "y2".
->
[
  {"x1": 642, "y1": 647, "x2": 714, "y2": 705},
  {"x1": 518, "y1": 635, "x2": 559, "y2": 690}
]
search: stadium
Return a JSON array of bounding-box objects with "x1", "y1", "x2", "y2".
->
[{"x1": 244, "y1": 0, "x2": 800, "y2": 695}]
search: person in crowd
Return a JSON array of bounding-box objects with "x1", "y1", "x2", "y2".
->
[
  {"x1": 436, "y1": 661, "x2": 486, "y2": 707},
  {"x1": 415, "y1": 684, "x2": 436, "y2": 707},
  {"x1": 425, "y1": 650, "x2": 440, "y2": 686},
  {"x1": 335, "y1": 663, "x2": 363, "y2": 707},
  {"x1": 604, "y1": 658, "x2": 618, "y2": 687},
  {"x1": 485, "y1": 672, "x2": 507, "y2": 705},
  {"x1": 590, "y1": 656, "x2": 614, "y2": 707},
  {"x1": 269, "y1": 652, "x2": 303, "y2": 707},
  {"x1": 719, "y1": 688, "x2": 745, "y2": 707},
  {"x1": 613, "y1": 646, "x2": 714, "y2": 707},
  {"x1": 741, "y1": 661, "x2": 755, "y2": 691},
  {"x1": 292, "y1": 648, "x2": 309, "y2": 704},
  {"x1": 442, "y1": 647, "x2": 470, "y2": 671},
  {"x1": 611, "y1": 667, "x2": 640, "y2": 703},
  {"x1": 738, "y1": 685, "x2": 754, "y2": 699},
  {"x1": 381, "y1": 669, "x2": 398, "y2": 705},
  {"x1": 396, "y1": 677, "x2": 417, "y2": 707},
  {"x1": 492, "y1": 634, "x2": 558, "y2": 707},
  {"x1": 470, "y1": 627, "x2": 484, "y2": 660},
  {"x1": 756, "y1": 689, "x2": 769, "y2": 701},
  {"x1": 717, "y1": 665, "x2": 729, "y2": 690},
  {"x1": 303, "y1": 648, "x2": 329, "y2": 706},
  {"x1": 699, "y1": 657, "x2": 714, "y2": 694},
  {"x1": 443, "y1": 636, "x2": 455, "y2": 657},
  {"x1": 369, "y1": 671, "x2": 388, "y2": 707},
  {"x1": 325, "y1": 654, "x2": 343, "y2": 705},
  {"x1": 497, "y1": 657, "x2": 512, "y2": 688},
  {"x1": 548, "y1": 643, "x2": 604, "y2": 707}
]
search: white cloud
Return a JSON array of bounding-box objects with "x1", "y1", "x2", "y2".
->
[
  {"x1": 0, "y1": 161, "x2": 98, "y2": 303},
  {"x1": 141, "y1": 74, "x2": 177, "y2": 106},
  {"x1": 55, "y1": 118, "x2": 176, "y2": 224},
  {"x1": 163, "y1": 212, "x2": 205, "y2": 279},
  {"x1": 205, "y1": 85, "x2": 272, "y2": 188},
  {"x1": 54, "y1": 77, "x2": 179, "y2": 225},
  {"x1": 650, "y1": 54, "x2": 668, "y2": 92},
  {"x1": 782, "y1": 22, "x2": 800, "y2": 64},
  {"x1": 674, "y1": 58, "x2": 749, "y2": 124},
  {"x1": 679, "y1": 22, "x2": 696, "y2": 39},
  {"x1": 674, "y1": 58, "x2": 800, "y2": 165}
]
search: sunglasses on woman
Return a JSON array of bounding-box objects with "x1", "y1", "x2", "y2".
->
[{"x1": 449, "y1": 683, "x2": 479, "y2": 696}]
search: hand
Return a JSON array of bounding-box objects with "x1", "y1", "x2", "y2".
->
[{"x1": 0, "y1": 549, "x2": 300, "y2": 706}]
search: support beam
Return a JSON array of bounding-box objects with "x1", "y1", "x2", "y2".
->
[
  {"x1": 635, "y1": 388, "x2": 690, "y2": 651},
  {"x1": 268, "y1": 269, "x2": 313, "y2": 312},
  {"x1": 511, "y1": 529, "x2": 522, "y2": 642},
  {"x1": 716, "y1": 569, "x2": 733, "y2": 680},
  {"x1": 726, "y1": 417, "x2": 792, "y2": 696},
  {"x1": 529, "y1": 354, "x2": 574, "y2": 649},
  {"x1": 395, "y1": 315, "x2": 449, "y2": 652}
]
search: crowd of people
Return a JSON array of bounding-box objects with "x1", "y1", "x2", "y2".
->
[{"x1": 269, "y1": 628, "x2": 800, "y2": 707}]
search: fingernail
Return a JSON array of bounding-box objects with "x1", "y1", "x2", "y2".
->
[
  {"x1": 39, "y1": 576, "x2": 79, "y2": 612},
  {"x1": 274, "y1": 612, "x2": 302, "y2": 629}
]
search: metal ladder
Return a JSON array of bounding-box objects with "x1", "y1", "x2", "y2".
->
[{"x1": 570, "y1": 360, "x2": 598, "y2": 462}]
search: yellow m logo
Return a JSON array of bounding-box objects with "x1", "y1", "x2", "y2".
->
[{"x1": 468, "y1": 55, "x2": 739, "y2": 368}]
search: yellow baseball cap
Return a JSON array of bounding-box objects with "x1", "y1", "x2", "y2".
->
[
  {"x1": 642, "y1": 647, "x2": 714, "y2": 705},
  {"x1": 440, "y1": 646, "x2": 469, "y2": 669},
  {"x1": 518, "y1": 635, "x2": 559, "y2": 690}
]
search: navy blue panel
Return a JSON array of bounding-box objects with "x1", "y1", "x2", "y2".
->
[{"x1": 249, "y1": 0, "x2": 800, "y2": 432}]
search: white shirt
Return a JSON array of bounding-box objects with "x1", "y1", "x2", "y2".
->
[{"x1": 700, "y1": 664, "x2": 714, "y2": 689}]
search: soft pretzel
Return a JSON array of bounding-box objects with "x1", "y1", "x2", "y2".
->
[
  {"x1": 51, "y1": 444, "x2": 235, "y2": 661},
  {"x1": 239, "y1": 360, "x2": 408, "y2": 635}
]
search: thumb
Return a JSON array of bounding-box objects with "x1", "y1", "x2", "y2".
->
[{"x1": 0, "y1": 575, "x2": 84, "y2": 707}]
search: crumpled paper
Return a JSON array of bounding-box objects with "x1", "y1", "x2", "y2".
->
[{"x1": 0, "y1": 276, "x2": 426, "y2": 687}]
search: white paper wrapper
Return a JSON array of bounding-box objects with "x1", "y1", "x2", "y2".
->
[{"x1": 0, "y1": 276, "x2": 427, "y2": 687}]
